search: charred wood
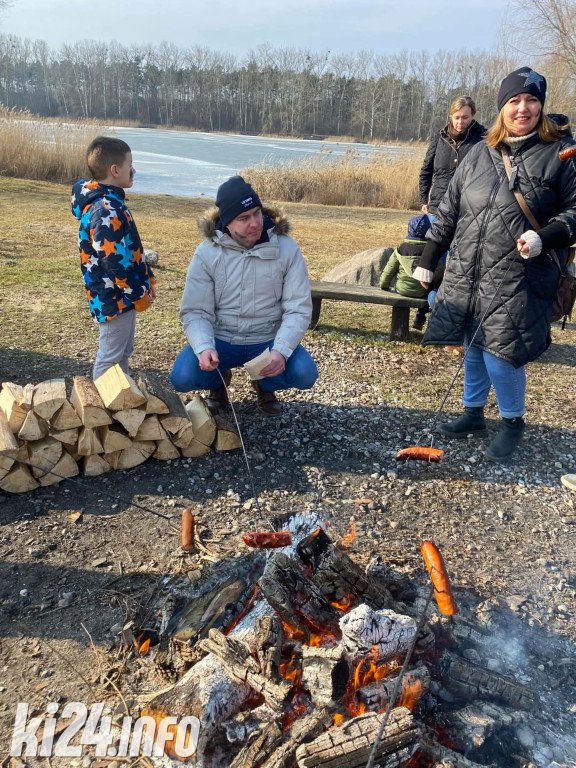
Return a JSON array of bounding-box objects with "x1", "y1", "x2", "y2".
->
[
  {"x1": 357, "y1": 665, "x2": 430, "y2": 712},
  {"x1": 419, "y1": 732, "x2": 496, "y2": 768},
  {"x1": 297, "y1": 527, "x2": 394, "y2": 610},
  {"x1": 258, "y1": 552, "x2": 342, "y2": 642},
  {"x1": 200, "y1": 628, "x2": 292, "y2": 711},
  {"x1": 255, "y1": 615, "x2": 284, "y2": 684},
  {"x1": 228, "y1": 721, "x2": 283, "y2": 768},
  {"x1": 261, "y1": 706, "x2": 336, "y2": 768},
  {"x1": 301, "y1": 645, "x2": 349, "y2": 707}
]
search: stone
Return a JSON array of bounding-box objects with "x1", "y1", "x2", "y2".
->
[{"x1": 322, "y1": 246, "x2": 394, "y2": 287}]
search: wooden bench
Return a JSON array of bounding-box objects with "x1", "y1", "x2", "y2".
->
[{"x1": 309, "y1": 281, "x2": 428, "y2": 341}]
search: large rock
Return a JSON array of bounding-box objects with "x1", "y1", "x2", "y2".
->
[{"x1": 322, "y1": 246, "x2": 394, "y2": 287}]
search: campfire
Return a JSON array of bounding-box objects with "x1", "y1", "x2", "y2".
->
[{"x1": 123, "y1": 514, "x2": 550, "y2": 768}]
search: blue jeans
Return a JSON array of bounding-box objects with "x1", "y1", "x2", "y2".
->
[
  {"x1": 170, "y1": 339, "x2": 318, "y2": 393},
  {"x1": 463, "y1": 345, "x2": 526, "y2": 418}
]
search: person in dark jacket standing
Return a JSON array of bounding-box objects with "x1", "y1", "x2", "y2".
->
[
  {"x1": 419, "y1": 96, "x2": 485, "y2": 216},
  {"x1": 413, "y1": 67, "x2": 576, "y2": 463}
]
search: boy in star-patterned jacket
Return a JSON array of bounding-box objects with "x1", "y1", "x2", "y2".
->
[{"x1": 71, "y1": 136, "x2": 155, "y2": 380}]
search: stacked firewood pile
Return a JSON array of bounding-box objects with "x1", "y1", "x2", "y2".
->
[{"x1": 0, "y1": 365, "x2": 240, "y2": 494}]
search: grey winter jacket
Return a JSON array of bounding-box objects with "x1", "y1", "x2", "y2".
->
[
  {"x1": 419, "y1": 134, "x2": 576, "y2": 367},
  {"x1": 180, "y1": 205, "x2": 312, "y2": 359}
]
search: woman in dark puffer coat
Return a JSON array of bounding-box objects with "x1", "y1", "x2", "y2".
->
[
  {"x1": 413, "y1": 67, "x2": 576, "y2": 463},
  {"x1": 419, "y1": 95, "x2": 485, "y2": 216}
]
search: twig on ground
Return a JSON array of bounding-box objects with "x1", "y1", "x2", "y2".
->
[{"x1": 81, "y1": 622, "x2": 131, "y2": 717}]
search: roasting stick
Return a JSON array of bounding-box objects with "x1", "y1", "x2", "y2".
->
[
  {"x1": 216, "y1": 368, "x2": 277, "y2": 533},
  {"x1": 364, "y1": 581, "x2": 435, "y2": 768}
]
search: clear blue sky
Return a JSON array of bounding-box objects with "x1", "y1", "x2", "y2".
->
[{"x1": 1, "y1": 0, "x2": 505, "y2": 56}]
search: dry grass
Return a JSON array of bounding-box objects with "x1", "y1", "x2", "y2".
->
[
  {"x1": 0, "y1": 107, "x2": 102, "y2": 183},
  {"x1": 243, "y1": 148, "x2": 424, "y2": 209}
]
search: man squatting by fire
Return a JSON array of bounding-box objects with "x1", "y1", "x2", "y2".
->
[{"x1": 170, "y1": 176, "x2": 318, "y2": 415}]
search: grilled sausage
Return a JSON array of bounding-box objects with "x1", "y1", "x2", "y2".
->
[
  {"x1": 243, "y1": 531, "x2": 292, "y2": 548},
  {"x1": 421, "y1": 540, "x2": 458, "y2": 615},
  {"x1": 396, "y1": 447, "x2": 444, "y2": 462}
]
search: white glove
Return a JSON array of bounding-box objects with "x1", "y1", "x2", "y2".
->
[
  {"x1": 517, "y1": 230, "x2": 542, "y2": 259},
  {"x1": 413, "y1": 266, "x2": 434, "y2": 285}
]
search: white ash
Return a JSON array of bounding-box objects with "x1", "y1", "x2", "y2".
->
[{"x1": 339, "y1": 603, "x2": 417, "y2": 661}]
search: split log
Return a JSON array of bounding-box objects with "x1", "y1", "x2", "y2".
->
[
  {"x1": 32, "y1": 378, "x2": 67, "y2": 420},
  {"x1": 185, "y1": 396, "x2": 216, "y2": 446},
  {"x1": 255, "y1": 615, "x2": 284, "y2": 684},
  {"x1": 171, "y1": 422, "x2": 195, "y2": 449},
  {"x1": 49, "y1": 426, "x2": 79, "y2": 446},
  {"x1": 82, "y1": 454, "x2": 113, "y2": 477},
  {"x1": 112, "y1": 407, "x2": 146, "y2": 437},
  {"x1": 158, "y1": 390, "x2": 190, "y2": 434},
  {"x1": 64, "y1": 444, "x2": 81, "y2": 463},
  {"x1": 70, "y1": 376, "x2": 112, "y2": 428},
  {"x1": 105, "y1": 440, "x2": 155, "y2": 470},
  {"x1": 260, "y1": 707, "x2": 337, "y2": 768},
  {"x1": 18, "y1": 410, "x2": 48, "y2": 441},
  {"x1": 357, "y1": 666, "x2": 430, "y2": 712},
  {"x1": 99, "y1": 424, "x2": 132, "y2": 453},
  {"x1": 153, "y1": 438, "x2": 181, "y2": 461},
  {"x1": 297, "y1": 527, "x2": 394, "y2": 610},
  {"x1": 142, "y1": 655, "x2": 252, "y2": 762},
  {"x1": 38, "y1": 450, "x2": 80, "y2": 486},
  {"x1": 0, "y1": 382, "x2": 31, "y2": 432},
  {"x1": 295, "y1": 707, "x2": 421, "y2": 768},
  {"x1": 180, "y1": 439, "x2": 211, "y2": 458},
  {"x1": 136, "y1": 375, "x2": 172, "y2": 414},
  {"x1": 199, "y1": 628, "x2": 292, "y2": 711},
  {"x1": 0, "y1": 410, "x2": 19, "y2": 477},
  {"x1": 439, "y1": 651, "x2": 537, "y2": 711},
  {"x1": 214, "y1": 413, "x2": 241, "y2": 451},
  {"x1": 302, "y1": 645, "x2": 350, "y2": 707},
  {"x1": 0, "y1": 462, "x2": 39, "y2": 493},
  {"x1": 134, "y1": 414, "x2": 166, "y2": 441},
  {"x1": 258, "y1": 553, "x2": 342, "y2": 641},
  {"x1": 50, "y1": 399, "x2": 83, "y2": 430},
  {"x1": 447, "y1": 702, "x2": 526, "y2": 752},
  {"x1": 28, "y1": 437, "x2": 62, "y2": 478},
  {"x1": 76, "y1": 427, "x2": 105, "y2": 456},
  {"x1": 94, "y1": 365, "x2": 146, "y2": 410},
  {"x1": 229, "y1": 722, "x2": 283, "y2": 768}
]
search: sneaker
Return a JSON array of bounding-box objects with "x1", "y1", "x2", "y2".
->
[
  {"x1": 251, "y1": 381, "x2": 282, "y2": 416},
  {"x1": 205, "y1": 370, "x2": 232, "y2": 413}
]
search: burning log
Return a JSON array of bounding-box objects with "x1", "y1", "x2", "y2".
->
[
  {"x1": 301, "y1": 645, "x2": 350, "y2": 708},
  {"x1": 200, "y1": 627, "x2": 292, "y2": 711},
  {"x1": 339, "y1": 603, "x2": 417, "y2": 662},
  {"x1": 255, "y1": 615, "x2": 284, "y2": 683},
  {"x1": 142, "y1": 654, "x2": 253, "y2": 761},
  {"x1": 356, "y1": 665, "x2": 429, "y2": 712},
  {"x1": 440, "y1": 651, "x2": 537, "y2": 710},
  {"x1": 294, "y1": 706, "x2": 421, "y2": 768},
  {"x1": 260, "y1": 707, "x2": 337, "y2": 768},
  {"x1": 229, "y1": 721, "x2": 283, "y2": 768},
  {"x1": 258, "y1": 552, "x2": 342, "y2": 642},
  {"x1": 297, "y1": 527, "x2": 394, "y2": 610}
]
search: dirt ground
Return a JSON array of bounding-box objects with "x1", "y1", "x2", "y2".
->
[{"x1": 1, "y1": 180, "x2": 576, "y2": 766}]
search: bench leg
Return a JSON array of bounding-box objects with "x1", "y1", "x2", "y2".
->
[
  {"x1": 390, "y1": 306, "x2": 410, "y2": 341},
  {"x1": 310, "y1": 297, "x2": 322, "y2": 330}
]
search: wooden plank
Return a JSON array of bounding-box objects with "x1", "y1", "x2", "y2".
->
[{"x1": 309, "y1": 281, "x2": 427, "y2": 308}]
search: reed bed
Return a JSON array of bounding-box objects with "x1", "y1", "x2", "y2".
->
[
  {"x1": 0, "y1": 107, "x2": 102, "y2": 183},
  {"x1": 243, "y1": 147, "x2": 425, "y2": 209}
]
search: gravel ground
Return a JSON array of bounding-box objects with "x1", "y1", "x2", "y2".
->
[{"x1": 1, "y1": 334, "x2": 576, "y2": 766}]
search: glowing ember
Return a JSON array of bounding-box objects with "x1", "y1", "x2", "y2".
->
[{"x1": 399, "y1": 678, "x2": 423, "y2": 711}]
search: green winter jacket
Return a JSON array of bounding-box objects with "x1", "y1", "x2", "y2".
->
[{"x1": 379, "y1": 239, "x2": 444, "y2": 297}]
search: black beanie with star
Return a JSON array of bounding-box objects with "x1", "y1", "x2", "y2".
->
[{"x1": 497, "y1": 67, "x2": 547, "y2": 112}]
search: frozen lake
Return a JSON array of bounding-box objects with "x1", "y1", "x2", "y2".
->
[{"x1": 110, "y1": 126, "x2": 413, "y2": 199}]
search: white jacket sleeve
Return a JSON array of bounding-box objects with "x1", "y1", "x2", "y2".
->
[
  {"x1": 273, "y1": 242, "x2": 313, "y2": 359},
  {"x1": 179, "y1": 251, "x2": 217, "y2": 355}
]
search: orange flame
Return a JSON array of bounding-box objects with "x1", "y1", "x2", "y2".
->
[
  {"x1": 399, "y1": 678, "x2": 423, "y2": 711},
  {"x1": 138, "y1": 637, "x2": 151, "y2": 656},
  {"x1": 332, "y1": 713, "x2": 345, "y2": 728},
  {"x1": 280, "y1": 650, "x2": 302, "y2": 689},
  {"x1": 282, "y1": 620, "x2": 307, "y2": 642},
  {"x1": 328, "y1": 594, "x2": 354, "y2": 612},
  {"x1": 338, "y1": 519, "x2": 356, "y2": 548}
]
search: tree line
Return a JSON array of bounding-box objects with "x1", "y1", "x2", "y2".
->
[{"x1": 0, "y1": 33, "x2": 574, "y2": 140}]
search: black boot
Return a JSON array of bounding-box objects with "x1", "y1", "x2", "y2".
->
[
  {"x1": 251, "y1": 381, "x2": 282, "y2": 416},
  {"x1": 206, "y1": 370, "x2": 232, "y2": 413},
  {"x1": 438, "y1": 407, "x2": 488, "y2": 439},
  {"x1": 485, "y1": 417, "x2": 525, "y2": 463}
]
